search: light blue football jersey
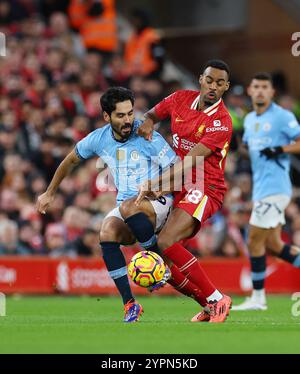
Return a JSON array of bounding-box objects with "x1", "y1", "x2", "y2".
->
[
  {"x1": 243, "y1": 102, "x2": 300, "y2": 201},
  {"x1": 75, "y1": 120, "x2": 177, "y2": 205}
]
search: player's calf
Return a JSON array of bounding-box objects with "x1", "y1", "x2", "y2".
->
[{"x1": 279, "y1": 244, "x2": 300, "y2": 268}]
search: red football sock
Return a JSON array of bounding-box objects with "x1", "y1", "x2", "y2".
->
[
  {"x1": 168, "y1": 264, "x2": 207, "y2": 307},
  {"x1": 164, "y1": 242, "x2": 216, "y2": 298}
]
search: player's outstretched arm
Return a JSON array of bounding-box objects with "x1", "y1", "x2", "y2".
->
[
  {"x1": 260, "y1": 138, "x2": 300, "y2": 159},
  {"x1": 137, "y1": 108, "x2": 160, "y2": 141},
  {"x1": 135, "y1": 143, "x2": 212, "y2": 205},
  {"x1": 36, "y1": 149, "x2": 81, "y2": 214},
  {"x1": 281, "y1": 138, "x2": 300, "y2": 154}
]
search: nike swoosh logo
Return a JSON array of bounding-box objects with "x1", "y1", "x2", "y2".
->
[{"x1": 175, "y1": 118, "x2": 184, "y2": 122}]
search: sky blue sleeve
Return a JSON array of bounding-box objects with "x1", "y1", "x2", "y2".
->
[
  {"x1": 281, "y1": 110, "x2": 300, "y2": 141},
  {"x1": 75, "y1": 130, "x2": 101, "y2": 159},
  {"x1": 149, "y1": 132, "x2": 177, "y2": 169},
  {"x1": 242, "y1": 115, "x2": 250, "y2": 145}
]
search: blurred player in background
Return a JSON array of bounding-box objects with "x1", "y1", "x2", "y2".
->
[
  {"x1": 37, "y1": 87, "x2": 177, "y2": 322},
  {"x1": 233, "y1": 73, "x2": 300, "y2": 311},
  {"x1": 136, "y1": 60, "x2": 233, "y2": 322}
]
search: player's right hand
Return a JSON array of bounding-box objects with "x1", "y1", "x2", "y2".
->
[
  {"x1": 36, "y1": 192, "x2": 54, "y2": 215},
  {"x1": 137, "y1": 119, "x2": 154, "y2": 141}
]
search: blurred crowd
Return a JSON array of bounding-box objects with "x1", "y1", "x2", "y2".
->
[{"x1": 1, "y1": 0, "x2": 300, "y2": 258}]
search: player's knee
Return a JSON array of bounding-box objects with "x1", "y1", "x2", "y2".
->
[
  {"x1": 100, "y1": 220, "x2": 121, "y2": 243},
  {"x1": 119, "y1": 199, "x2": 137, "y2": 219},
  {"x1": 266, "y1": 236, "x2": 283, "y2": 253}
]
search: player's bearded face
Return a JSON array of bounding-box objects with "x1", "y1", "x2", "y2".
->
[
  {"x1": 248, "y1": 79, "x2": 274, "y2": 107},
  {"x1": 108, "y1": 100, "x2": 135, "y2": 141},
  {"x1": 199, "y1": 67, "x2": 230, "y2": 107}
]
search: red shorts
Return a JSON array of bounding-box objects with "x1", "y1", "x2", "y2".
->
[{"x1": 173, "y1": 188, "x2": 222, "y2": 235}]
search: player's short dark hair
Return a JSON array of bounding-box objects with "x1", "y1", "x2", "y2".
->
[
  {"x1": 252, "y1": 72, "x2": 273, "y2": 84},
  {"x1": 100, "y1": 87, "x2": 135, "y2": 115},
  {"x1": 203, "y1": 59, "x2": 230, "y2": 79}
]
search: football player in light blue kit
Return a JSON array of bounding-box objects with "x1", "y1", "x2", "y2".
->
[
  {"x1": 233, "y1": 73, "x2": 300, "y2": 311},
  {"x1": 37, "y1": 87, "x2": 177, "y2": 322}
]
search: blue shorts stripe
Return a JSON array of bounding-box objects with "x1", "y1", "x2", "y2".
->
[
  {"x1": 140, "y1": 235, "x2": 156, "y2": 249},
  {"x1": 251, "y1": 271, "x2": 266, "y2": 281},
  {"x1": 293, "y1": 254, "x2": 300, "y2": 268},
  {"x1": 109, "y1": 266, "x2": 128, "y2": 280}
]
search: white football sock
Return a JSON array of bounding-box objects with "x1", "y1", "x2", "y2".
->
[
  {"x1": 207, "y1": 289, "x2": 223, "y2": 303},
  {"x1": 252, "y1": 289, "x2": 266, "y2": 304}
]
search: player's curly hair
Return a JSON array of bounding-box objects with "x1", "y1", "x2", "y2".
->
[
  {"x1": 203, "y1": 59, "x2": 230, "y2": 79},
  {"x1": 100, "y1": 87, "x2": 135, "y2": 116}
]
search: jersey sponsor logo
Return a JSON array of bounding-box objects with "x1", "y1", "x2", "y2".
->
[
  {"x1": 206, "y1": 126, "x2": 229, "y2": 132},
  {"x1": 173, "y1": 133, "x2": 179, "y2": 148},
  {"x1": 158, "y1": 144, "x2": 170, "y2": 158},
  {"x1": 181, "y1": 138, "x2": 197, "y2": 151},
  {"x1": 248, "y1": 137, "x2": 272, "y2": 150},
  {"x1": 173, "y1": 133, "x2": 196, "y2": 151},
  {"x1": 130, "y1": 150, "x2": 139, "y2": 161},
  {"x1": 117, "y1": 167, "x2": 146, "y2": 177},
  {"x1": 263, "y1": 122, "x2": 271, "y2": 132},
  {"x1": 213, "y1": 120, "x2": 221, "y2": 127},
  {"x1": 175, "y1": 117, "x2": 184, "y2": 122}
]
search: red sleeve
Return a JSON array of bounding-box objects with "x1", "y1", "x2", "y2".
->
[
  {"x1": 200, "y1": 115, "x2": 232, "y2": 151},
  {"x1": 154, "y1": 92, "x2": 176, "y2": 120}
]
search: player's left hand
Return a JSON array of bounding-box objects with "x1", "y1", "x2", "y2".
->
[
  {"x1": 260, "y1": 146, "x2": 283, "y2": 159},
  {"x1": 136, "y1": 119, "x2": 154, "y2": 141}
]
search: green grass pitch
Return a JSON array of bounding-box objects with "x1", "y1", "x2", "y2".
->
[{"x1": 0, "y1": 295, "x2": 300, "y2": 354}]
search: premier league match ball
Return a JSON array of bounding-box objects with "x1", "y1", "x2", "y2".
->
[{"x1": 128, "y1": 251, "x2": 167, "y2": 288}]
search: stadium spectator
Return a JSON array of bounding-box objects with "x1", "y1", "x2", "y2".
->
[
  {"x1": 43, "y1": 222, "x2": 76, "y2": 257},
  {"x1": 68, "y1": 0, "x2": 118, "y2": 60},
  {"x1": 0, "y1": 219, "x2": 30, "y2": 255},
  {"x1": 124, "y1": 9, "x2": 165, "y2": 78},
  {"x1": 68, "y1": 228, "x2": 100, "y2": 256}
]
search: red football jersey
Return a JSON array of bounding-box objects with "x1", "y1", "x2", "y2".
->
[{"x1": 154, "y1": 90, "x2": 232, "y2": 203}]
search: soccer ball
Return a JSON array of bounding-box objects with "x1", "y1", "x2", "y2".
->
[{"x1": 127, "y1": 251, "x2": 166, "y2": 288}]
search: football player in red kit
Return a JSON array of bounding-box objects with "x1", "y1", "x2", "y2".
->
[{"x1": 136, "y1": 60, "x2": 232, "y2": 322}]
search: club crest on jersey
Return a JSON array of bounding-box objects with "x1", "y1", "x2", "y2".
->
[
  {"x1": 116, "y1": 149, "x2": 126, "y2": 161},
  {"x1": 195, "y1": 124, "x2": 206, "y2": 138},
  {"x1": 263, "y1": 122, "x2": 271, "y2": 132},
  {"x1": 213, "y1": 120, "x2": 221, "y2": 127},
  {"x1": 130, "y1": 150, "x2": 139, "y2": 161}
]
